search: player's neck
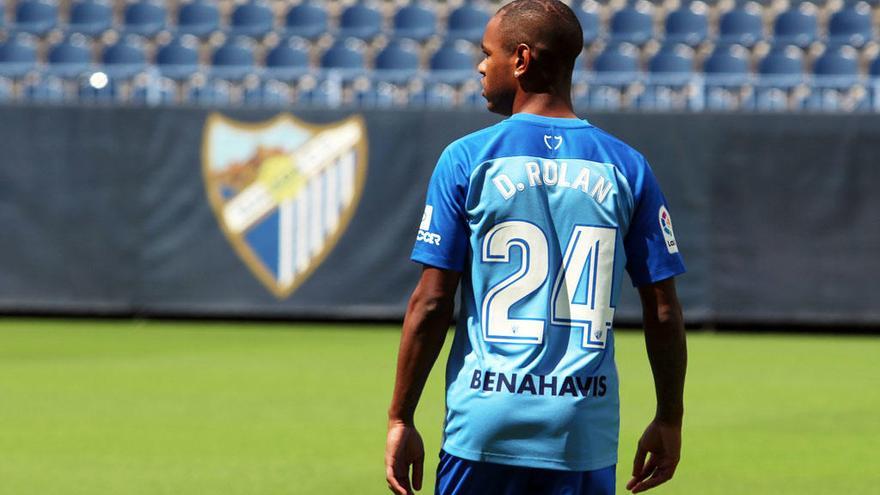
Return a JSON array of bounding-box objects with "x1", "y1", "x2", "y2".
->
[{"x1": 511, "y1": 91, "x2": 577, "y2": 119}]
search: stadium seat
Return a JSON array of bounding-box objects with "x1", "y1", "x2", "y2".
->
[
  {"x1": 814, "y1": 45, "x2": 859, "y2": 78},
  {"x1": 718, "y1": 2, "x2": 763, "y2": 48},
  {"x1": 228, "y1": 1, "x2": 275, "y2": 39},
  {"x1": 210, "y1": 38, "x2": 256, "y2": 81},
  {"x1": 663, "y1": 1, "x2": 708, "y2": 47},
  {"x1": 176, "y1": 0, "x2": 221, "y2": 38},
  {"x1": 827, "y1": 1, "x2": 874, "y2": 48},
  {"x1": 584, "y1": 43, "x2": 640, "y2": 110},
  {"x1": 0, "y1": 35, "x2": 38, "y2": 78},
  {"x1": 47, "y1": 34, "x2": 93, "y2": 77},
  {"x1": 283, "y1": 1, "x2": 328, "y2": 41},
  {"x1": 757, "y1": 45, "x2": 805, "y2": 110},
  {"x1": 23, "y1": 75, "x2": 66, "y2": 102},
  {"x1": 703, "y1": 43, "x2": 750, "y2": 83},
  {"x1": 185, "y1": 75, "x2": 233, "y2": 105},
  {"x1": 156, "y1": 35, "x2": 200, "y2": 79},
  {"x1": 649, "y1": 44, "x2": 693, "y2": 78},
  {"x1": 429, "y1": 40, "x2": 476, "y2": 84},
  {"x1": 573, "y1": 1, "x2": 600, "y2": 46},
  {"x1": 772, "y1": 2, "x2": 818, "y2": 48},
  {"x1": 592, "y1": 42, "x2": 640, "y2": 81},
  {"x1": 642, "y1": 44, "x2": 695, "y2": 110},
  {"x1": 101, "y1": 36, "x2": 148, "y2": 78},
  {"x1": 446, "y1": 1, "x2": 491, "y2": 43},
  {"x1": 808, "y1": 45, "x2": 864, "y2": 111},
  {"x1": 67, "y1": 0, "x2": 113, "y2": 37},
  {"x1": 759, "y1": 45, "x2": 805, "y2": 82},
  {"x1": 265, "y1": 37, "x2": 311, "y2": 81},
  {"x1": 320, "y1": 38, "x2": 367, "y2": 81},
  {"x1": 703, "y1": 43, "x2": 752, "y2": 110},
  {"x1": 609, "y1": 0, "x2": 654, "y2": 46},
  {"x1": 375, "y1": 38, "x2": 421, "y2": 83},
  {"x1": 393, "y1": 2, "x2": 437, "y2": 42},
  {"x1": 123, "y1": 1, "x2": 168, "y2": 37},
  {"x1": 338, "y1": 0, "x2": 383, "y2": 42},
  {"x1": 130, "y1": 76, "x2": 177, "y2": 105},
  {"x1": 871, "y1": 56, "x2": 880, "y2": 78},
  {"x1": 13, "y1": 0, "x2": 59, "y2": 36}
]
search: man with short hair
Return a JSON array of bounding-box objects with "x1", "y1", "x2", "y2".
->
[{"x1": 386, "y1": 1, "x2": 687, "y2": 493}]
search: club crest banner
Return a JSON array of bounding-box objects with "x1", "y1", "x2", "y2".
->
[{"x1": 202, "y1": 113, "x2": 368, "y2": 298}]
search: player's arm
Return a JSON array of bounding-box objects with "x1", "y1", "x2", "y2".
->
[
  {"x1": 627, "y1": 276, "x2": 687, "y2": 494},
  {"x1": 386, "y1": 266, "x2": 460, "y2": 495}
]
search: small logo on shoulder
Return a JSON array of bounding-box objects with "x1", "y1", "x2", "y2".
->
[
  {"x1": 659, "y1": 205, "x2": 679, "y2": 254},
  {"x1": 543, "y1": 135, "x2": 562, "y2": 150},
  {"x1": 420, "y1": 204, "x2": 433, "y2": 230},
  {"x1": 417, "y1": 204, "x2": 442, "y2": 245}
]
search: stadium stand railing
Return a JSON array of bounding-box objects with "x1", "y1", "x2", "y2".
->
[{"x1": 1, "y1": 0, "x2": 880, "y2": 111}]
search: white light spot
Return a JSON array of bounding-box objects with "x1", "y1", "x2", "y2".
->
[
  {"x1": 89, "y1": 72, "x2": 108, "y2": 89},
  {"x1": 516, "y1": 183, "x2": 525, "y2": 191}
]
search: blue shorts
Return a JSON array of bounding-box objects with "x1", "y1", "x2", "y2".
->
[{"x1": 435, "y1": 450, "x2": 616, "y2": 495}]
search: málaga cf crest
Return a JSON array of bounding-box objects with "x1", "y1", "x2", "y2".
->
[{"x1": 202, "y1": 113, "x2": 368, "y2": 298}]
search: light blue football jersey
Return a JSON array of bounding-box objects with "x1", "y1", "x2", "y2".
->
[{"x1": 411, "y1": 113, "x2": 686, "y2": 471}]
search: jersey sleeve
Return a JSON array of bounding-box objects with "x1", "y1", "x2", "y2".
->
[
  {"x1": 623, "y1": 157, "x2": 686, "y2": 287},
  {"x1": 410, "y1": 144, "x2": 470, "y2": 271}
]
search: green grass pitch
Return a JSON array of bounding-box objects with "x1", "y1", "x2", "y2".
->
[{"x1": 0, "y1": 319, "x2": 878, "y2": 494}]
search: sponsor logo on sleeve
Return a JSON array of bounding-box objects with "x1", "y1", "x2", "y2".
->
[
  {"x1": 659, "y1": 205, "x2": 679, "y2": 254},
  {"x1": 419, "y1": 205, "x2": 433, "y2": 230},
  {"x1": 417, "y1": 204, "x2": 442, "y2": 246}
]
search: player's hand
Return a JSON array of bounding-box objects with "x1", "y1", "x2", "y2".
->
[
  {"x1": 626, "y1": 418, "x2": 681, "y2": 493},
  {"x1": 385, "y1": 420, "x2": 425, "y2": 495}
]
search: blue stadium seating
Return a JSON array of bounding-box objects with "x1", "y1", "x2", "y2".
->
[
  {"x1": 809, "y1": 45, "x2": 864, "y2": 111},
  {"x1": 47, "y1": 35, "x2": 92, "y2": 77},
  {"x1": 375, "y1": 38, "x2": 421, "y2": 82},
  {"x1": 703, "y1": 43, "x2": 752, "y2": 111},
  {"x1": 283, "y1": 1, "x2": 328, "y2": 41},
  {"x1": 718, "y1": 2, "x2": 763, "y2": 47},
  {"x1": 156, "y1": 36, "x2": 200, "y2": 79},
  {"x1": 0, "y1": 0, "x2": 878, "y2": 111},
  {"x1": 265, "y1": 37, "x2": 311, "y2": 80},
  {"x1": 664, "y1": 1, "x2": 708, "y2": 47},
  {"x1": 211, "y1": 38, "x2": 255, "y2": 81},
  {"x1": 338, "y1": 0, "x2": 383, "y2": 41},
  {"x1": 229, "y1": 1, "x2": 275, "y2": 39},
  {"x1": 24, "y1": 76, "x2": 65, "y2": 103},
  {"x1": 67, "y1": 0, "x2": 113, "y2": 37},
  {"x1": 649, "y1": 44, "x2": 693, "y2": 79},
  {"x1": 429, "y1": 40, "x2": 476, "y2": 84},
  {"x1": 773, "y1": 2, "x2": 818, "y2": 48},
  {"x1": 320, "y1": 38, "x2": 367, "y2": 81},
  {"x1": 640, "y1": 44, "x2": 696, "y2": 110},
  {"x1": 0, "y1": 35, "x2": 38, "y2": 78},
  {"x1": 573, "y1": 1, "x2": 600, "y2": 46},
  {"x1": 703, "y1": 43, "x2": 750, "y2": 83},
  {"x1": 123, "y1": 1, "x2": 168, "y2": 37},
  {"x1": 827, "y1": 1, "x2": 874, "y2": 48},
  {"x1": 446, "y1": 1, "x2": 490, "y2": 43},
  {"x1": 757, "y1": 45, "x2": 805, "y2": 110},
  {"x1": 592, "y1": 42, "x2": 639, "y2": 80},
  {"x1": 609, "y1": 1, "x2": 654, "y2": 46},
  {"x1": 101, "y1": 37, "x2": 148, "y2": 78},
  {"x1": 393, "y1": 2, "x2": 437, "y2": 42},
  {"x1": 176, "y1": 0, "x2": 220, "y2": 38},
  {"x1": 13, "y1": 0, "x2": 58, "y2": 36}
]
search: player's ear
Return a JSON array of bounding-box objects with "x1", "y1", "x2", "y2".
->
[{"x1": 513, "y1": 43, "x2": 530, "y2": 79}]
